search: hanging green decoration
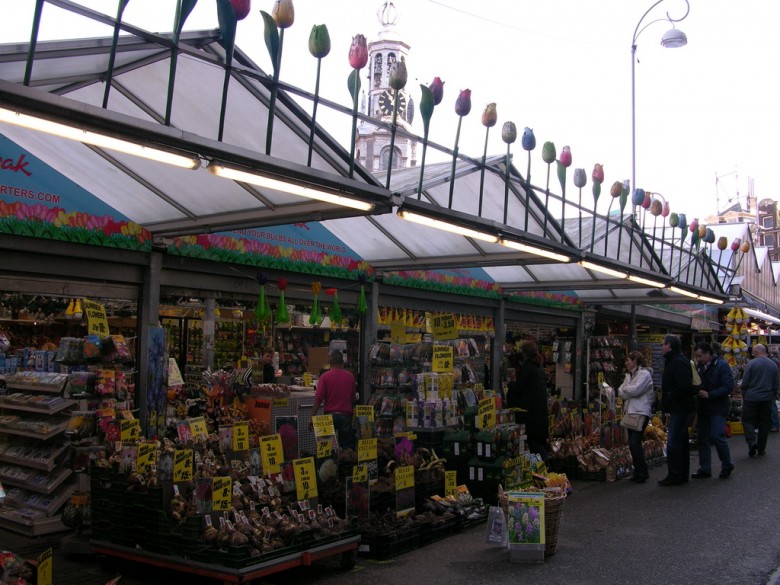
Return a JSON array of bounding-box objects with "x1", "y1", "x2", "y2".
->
[
  {"x1": 254, "y1": 272, "x2": 272, "y2": 325},
  {"x1": 275, "y1": 277, "x2": 290, "y2": 324},
  {"x1": 309, "y1": 281, "x2": 322, "y2": 326},
  {"x1": 326, "y1": 288, "x2": 341, "y2": 326},
  {"x1": 357, "y1": 273, "x2": 368, "y2": 315}
]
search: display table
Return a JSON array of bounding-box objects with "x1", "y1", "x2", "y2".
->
[{"x1": 91, "y1": 534, "x2": 359, "y2": 585}]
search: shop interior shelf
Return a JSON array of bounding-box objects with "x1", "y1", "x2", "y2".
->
[
  {"x1": 0, "y1": 398, "x2": 76, "y2": 414},
  {"x1": 0, "y1": 442, "x2": 69, "y2": 472},
  {"x1": 0, "y1": 464, "x2": 73, "y2": 494}
]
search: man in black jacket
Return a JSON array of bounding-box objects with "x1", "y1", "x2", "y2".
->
[{"x1": 659, "y1": 334, "x2": 695, "y2": 486}]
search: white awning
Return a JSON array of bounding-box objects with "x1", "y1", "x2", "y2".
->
[{"x1": 743, "y1": 308, "x2": 780, "y2": 325}]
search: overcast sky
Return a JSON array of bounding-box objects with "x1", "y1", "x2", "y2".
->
[{"x1": 4, "y1": 0, "x2": 778, "y2": 223}]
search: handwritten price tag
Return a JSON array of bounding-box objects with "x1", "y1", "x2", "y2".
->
[
  {"x1": 37, "y1": 548, "x2": 52, "y2": 585},
  {"x1": 316, "y1": 437, "x2": 334, "y2": 459},
  {"x1": 311, "y1": 415, "x2": 335, "y2": 438},
  {"x1": 477, "y1": 397, "x2": 496, "y2": 430},
  {"x1": 445, "y1": 470, "x2": 457, "y2": 497},
  {"x1": 260, "y1": 434, "x2": 284, "y2": 475},
  {"x1": 189, "y1": 416, "x2": 208, "y2": 440},
  {"x1": 432, "y1": 313, "x2": 458, "y2": 341},
  {"x1": 293, "y1": 457, "x2": 317, "y2": 500},
  {"x1": 352, "y1": 464, "x2": 368, "y2": 483},
  {"x1": 83, "y1": 298, "x2": 110, "y2": 337},
  {"x1": 212, "y1": 476, "x2": 231, "y2": 511},
  {"x1": 357, "y1": 438, "x2": 377, "y2": 462},
  {"x1": 394, "y1": 465, "x2": 415, "y2": 491},
  {"x1": 120, "y1": 419, "x2": 140, "y2": 442},
  {"x1": 432, "y1": 345, "x2": 454, "y2": 372},
  {"x1": 136, "y1": 441, "x2": 158, "y2": 472},
  {"x1": 355, "y1": 405, "x2": 374, "y2": 422},
  {"x1": 232, "y1": 421, "x2": 249, "y2": 451},
  {"x1": 173, "y1": 449, "x2": 194, "y2": 482}
]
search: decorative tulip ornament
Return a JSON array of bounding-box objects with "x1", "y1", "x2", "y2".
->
[
  {"x1": 675, "y1": 213, "x2": 688, "y2": 277},
  {"x1": 163, "y1": 0, "x2": 196, "y2": 122},
  {"x1": 357, "y1": 273, "x2": 368, "y2": 315},
  {"x1": 448, "y1": 89, "x2": 472, "y2": 208},
  {"x1": 306, "y1": 24, "x2": 331, "y2": 166},
  {"x1": 216, "y1": 0, "x2": 252, "y2": 141},
  {"x1": 326, "y1": 288, "x2": 341, "y2": 327},
  {"x1": 684, "y1": 218, "x2": 700, "y2": 283},
  {"x1": 557, "y1": 146, "x2": 572, "y2": 232},
  {"x1": 478, "y1": 103, "x2": 497, "y2": 216},
  {"x1": 309, "y1": 281, "x2": 322, "y2": 326},
  {"x1": 262, "y1": 0, "x2": 295, "y2": 154},
  {"x1": 521, "y1": 128, "x2": 536, "y2": 230},
  {"x1": 502, "y1": 121, "x2": 517, "y2": 224},
  {"x1": 701, "y1": 228, "x2": 716, "y2": 287},
  {"x1": 254, "y1": 272, "x2": 272, "y2": 328},
  {"x1": 275, "y1": 277, "x2": 290, "y2": 324},
  {"x1": 590, "y1": 163, "x2": 604, "y2": 253},
  {"x1": 573, "y1": 167, "x2": 587, "y2": 248},
  {"x1": 659, "y1": 200, "x2": 671, "y2": 262},
  {"x1": 603, "y1": 180, "x2": 622, "y2": 256},
  {"x1": 648, "y1": 196, "x2": 663, "y2": 267},
  {"x1": 732, "y1": 239, "x2": 751, "y2": 277},
  {"x1": 715, "y1": 235, "x2": 728, "y2": 278},
  {"x1": 347, "y1": 34, "x2": 368, "y2": 177},
  {"x1": 616, "y1": 180, "x2": 630, "y2": 260},
  {"x1": 541, "y1": 141, "x2": 556, "y2": 235},
  {"x1": 630, "y1": 188, "x2": 645, "y2": 266},
  {"x1": 385, "y1": 59, "x2": 408, "y2": 189},
  {"x1": 417, "y1": 78, "x2": 444, "y2": 199}
]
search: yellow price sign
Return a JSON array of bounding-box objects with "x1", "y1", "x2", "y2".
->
[
  {"x1": 189, "y1": 416, "x2": 208, "y2": 440},
  {"x1": 173, "y1": 449, "x2": 194, "y2": 482},
  {"x1": 136, "y1": 441, "x2": 158, "y2": 472},
  {"x1": 293, "y1": 457, "x2": 317, "y2": 500},
  {"x1": 432, "y1": 345, "x2": 454, "y2": 373},
  {"x1": 37, "y1": 548, "x2": 52, "y2": 585},
  {"x1": 311, "y1": 414, "x2": 335, "y2": 438},
  {"x1": 390, "y1": 321, "x2": 407, "y2": 344},
  {"x1": 352, "y1": 464, "x2": 368, "y2": 483},
  {"x1": 303, "y1": 372, "x2": 313, "y2": 386},
  {"x1": 212, "y1": 476, "x2": 231, "y2": 511},
  {"x1": 477, "y1": 397, "x2": 496, "y2": 430},
  {"x1": 355, "y1": 405, "x2": 374, "y2": 422},
  {"x1": 260, "y1": 434, "x2": 284, "y2": 475},
  {"x1": 316, "y1": 437, "x2": 334, "y2": 458},
  {"x1": 395, "y1": 465, "x2": 415, "y2": 491},
  {"x1": 82, "y1": 298, "x2": 110, "y2": 337},
  {"x1": 357, "y1": 438, "x2": 377, "y2": 462},
  {"x1": 445, "y1": 470, "x2": 457, "y2": 497},
  {"x1": 232, "y1": 421, "x2": 249, "y2": 451},
  {"x1": 272, "y1": 397, "x2": 289, "y2": 407},
  {"x1": 432, "y1": 313, "x2": 458, "y2": 341},
  {"x1": 120, "y1": 419, "x2": 140, "y2": 442}
]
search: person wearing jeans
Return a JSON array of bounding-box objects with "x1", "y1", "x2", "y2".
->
[
  {"x1": 618, "y1": 351, "x2": 654, "y2": 483},
  {"x1": 659, "y1": 335, "x2": 695, "y2": 486},
  {"x1": 692, "y1": 342, "x2": 735, "y2": 479},
  {"x1": 740, "y1": 344, "x2": 779, "y2": 457}
]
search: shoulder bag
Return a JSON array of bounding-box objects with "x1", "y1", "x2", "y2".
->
[{"x1": 620, "y1": 410, "x2": 646, "y2": 431}]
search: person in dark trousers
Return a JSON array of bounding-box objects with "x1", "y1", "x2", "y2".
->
[
  {"x1": 618, "y1": 351, "x2": 654, "y2": 483},
  {"x1": 262, "y1": 351, "x2": 277, "y2": 383},
  {"x1": 740, "y1": 344, "x2": 780, "y2": 457},
  {"x1": 310, "y1": 351, "x2": 357, "y2": 450},
  {"x1": 659, "y1": 334, "x2": 695, "y2": 486},
  {"x1": 506, "y1": 340, "x2": 549, "y2": 460},
  {"x1": 692, "y1": 341, "x2": 735, "y2": 479}
]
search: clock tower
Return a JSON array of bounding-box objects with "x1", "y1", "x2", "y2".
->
[{"x1": 356, "y1": 2, "x2": 417, "y2": 174}]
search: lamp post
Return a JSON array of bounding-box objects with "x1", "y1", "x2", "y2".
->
[{"x1": 631, "y1": 0, "x2": 690, "y2": 217}]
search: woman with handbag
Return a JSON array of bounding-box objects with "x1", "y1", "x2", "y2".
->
[{"x1": 618, "y1": 351, "x2": 655, "y2": 483}]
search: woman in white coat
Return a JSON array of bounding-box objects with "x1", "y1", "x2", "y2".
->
[{"x1": 618, "y1": 351, "x2": 655, "y2": 483}]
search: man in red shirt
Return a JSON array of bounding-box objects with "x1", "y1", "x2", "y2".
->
[{"x1": 310, "y1": 351, "x2": 357, "y2": 450}]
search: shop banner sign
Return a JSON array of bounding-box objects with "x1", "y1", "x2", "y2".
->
[
  {"x1": 82, "y1": 298, "x2": 110, "y2": 336},
  {"x1": 432, "y1": 313, "x2": 458, "y2": 341},
  {"x1": 477, "y1": 397, "x2": 497, "y2": 430},
  {"x1": 432, "y1": 345, "x2": 454, "y2": 373}
]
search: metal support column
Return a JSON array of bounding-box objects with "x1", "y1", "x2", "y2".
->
[
  {"x1": 492, "y1": 299, "x2": 505, "y2": 394},
  {"x1": 137, "y1": 247, "x2": 162, "y2": 438},
  {"x1": 358, "y1": 281, "x2": 379, "y2": 404}
]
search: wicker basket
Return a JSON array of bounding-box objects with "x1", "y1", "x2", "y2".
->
[{"x1": 498, "y1": 486, "x2": 567, "y2": 557}]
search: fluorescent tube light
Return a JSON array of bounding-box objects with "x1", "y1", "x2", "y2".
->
[
  {"x1": 0, "y1": 107, "x2": 200, "y2": 169},
  {"x1": 578, "y1": 260, "x2": 628, "y2": 279},
  {"x1": 209, "y1": 162, "x2": 374, "y2": 212},
  {"x1": 669, "y1": 286, "x2": 699, "y2": 298},
  {"x1": 499, "y1": 238, "x2": 570, "y2": 263},
  {"x1": 696, "y1": 294, "x2": 724, "y2": 305},
  {"x1": 397, "y1": 209, "x2": 499, "y2": 243},
  {"x1": 627, "y1": 274, "x2": 667, "y2": 288}
]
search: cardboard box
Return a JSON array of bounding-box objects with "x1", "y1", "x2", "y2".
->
[{"x1": 307, "y1": 346, "x2": 331, "y2": 374}]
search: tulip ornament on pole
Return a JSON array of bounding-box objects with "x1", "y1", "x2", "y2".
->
[
  {"x1": 616, "y1": 180, "x2": 630, "y2": 258},
  {"x1": 573, "y1": 168, "x2": 587, "y2": 248},
  {"x1": 629, "y1": 187, "x2": 644, "y2": 265},
  {"x1": 478, "y1": 103, "x2": 497, "y2": 216},
  {"x1": 254, "y1": 272, "x2": 272, "y2": 329},
  {"x1": 262, "y1": 0, "x2": 295, "y2": 155},
  {"x1": 417, "y1": 78, "x2": 444, "y2": 199},
  {"x1": 659, "y1": 200, "x2": 671, "y2": 262},
  {"x1": 714, "y1": 236, "x2": 728, "y2": 280},
  {"x1": 731, "y1": 239, "x2": 751, "y2": 278},
  {"x1": 385, "y1": 60, "x2": 408, "y2": 189},
  {"x1": 448, "y1": 89, "x2": 472, "y2": 209},
  {"x1": 557, "y1": 146, "x2": 572, "y2": 235},
  {"x1": 216, "y1": 0, "x2": 251, "y2": 141},
  {"x1": 306, "y1": 24, "x2": 331, "y2": 167},
  {"x1": 699, "y1": 228, "x2": 715, "y2": 287},
  {"x1": 590, "y1": 163, "x2": 604, "y2": 253},
  {"x1": 648, "y1": 196, "x2": 664, "y2": 267},
  {"x1": 675, "y1": 213, "x2": 688, "y2": 277},
  {"x1": 347, "y1": 34, "x2": 368, "y2": 178},
  {"x1": 275, "y1": 277, "x2": 290, "y2": 324},
  {"x1": 603, "y1": 180, "x2": 622, "y2": 255},
  {"x1": 502, "y1": 121, "x2": 517, "y2": 224},
  {"x1": 521, "y1": 128, "x2": 536, "y2": 231},
  {"x1": 325, "y1": 288, "x2": 341, "y2": 328},
  {"x1": 541, "y1": 141, "x2": 556, "y2": 236},
  {"x1": 684, "y1": 218, "x2": 700, "y2": 283}
]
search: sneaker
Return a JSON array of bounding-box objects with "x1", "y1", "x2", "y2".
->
[
  {"x1": 719, "y1": 465, "x2": 734, "y2": 478},
  {"x1": 691, "y1": 471, "x2": 711, "y2": 479}
]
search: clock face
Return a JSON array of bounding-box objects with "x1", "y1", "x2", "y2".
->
[{"x1": 379, "y1": 90, "x2": 407, "y2": 116}]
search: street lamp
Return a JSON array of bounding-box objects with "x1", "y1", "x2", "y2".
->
[{"x1": 631, "y1": 0, "x2": 690, "y2": 216}]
